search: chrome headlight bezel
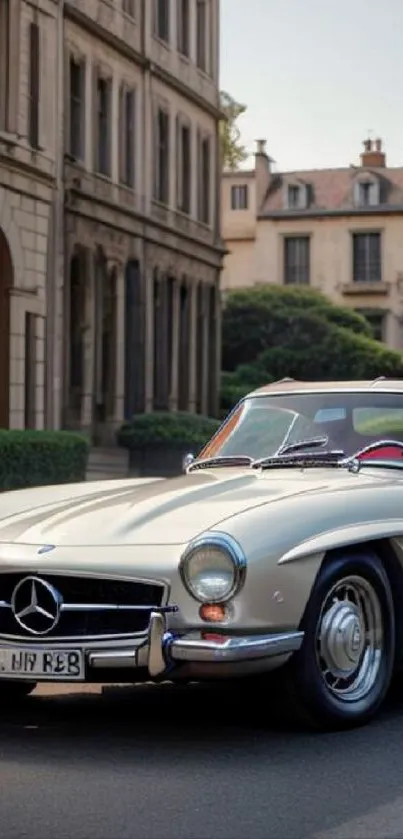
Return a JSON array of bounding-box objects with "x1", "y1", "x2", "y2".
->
[{"x1": 179, "y1": 532, "x2": 247, "y2": 604}]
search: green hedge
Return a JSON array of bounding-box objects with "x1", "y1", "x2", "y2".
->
[
  {"x1": 0, "y1": 430, "x2": 90, "y2": 491},
  {"x1": 117, "y1": 411, "x2": 221, "y2": 451}
]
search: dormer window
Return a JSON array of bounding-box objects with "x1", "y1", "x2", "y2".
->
[
  {"x1": 354, "y1": 176, "x2": 380, "y2": 208},
  {"x1": 231, "y1": 184, "x2": 248, "y2": 210},
  {"x1": 288, "y1": 185, "x2": 300, "y2": 208},
  {"x1": 285, "y1": 182, "x2": 309, "y2": 210}
]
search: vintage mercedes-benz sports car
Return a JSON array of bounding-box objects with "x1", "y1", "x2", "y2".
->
[{"x1": 5, "y1": 378, "x2": 403, "y2": 729}]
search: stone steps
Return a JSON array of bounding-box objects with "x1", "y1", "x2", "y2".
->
[{"x1": 86, "y1": 447, "x2": 129, "y2": 481}]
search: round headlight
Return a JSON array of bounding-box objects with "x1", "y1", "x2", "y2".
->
[{"x1": 180, "y1": 534, "x2": 246, "y2": 604}]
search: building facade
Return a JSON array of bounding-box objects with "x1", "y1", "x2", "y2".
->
[
  {"x1": 0, "y1": 0, "x2": 223, "y2": 439},
  {"x1": 0, "y1": 0, "x2": 62, "y2": 430},
  {"x1": 63, "y1": 0, "x2": 223, "y2": 444},
  {"x1": 221, "y1": 138, "x2": 403, "y2": 350}
]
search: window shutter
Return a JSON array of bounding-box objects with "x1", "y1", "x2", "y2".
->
[
  {"x1": 118, "y1": 83, "x2": 124, "y2": 183},
  {"x1": 353, "y1": 180, "x2": 361, "y2": 206},
  {"x1": 64, "y1": 49, "x2": 71, "y2": 155},
  {"x1": 92, "y1": 64, "x2": 99, "y2": 171},
  {"x1": 153, "y1": 106, "x2": 159, "y2": 200},
  {"x1": 196, "y1": 128, "x2": 201, "y2": 219},
  {"x1": 8, "y1": 1, "x2": 21, "y2": 134},
  {"x1": 176, "y1": 116, "x2": 181, "y2": 208},
  {"x1": 39, "y1": 21, "x2": 54, "y2": 152},
  {"x1": 29, "y1": 21, "x2": 40, "y2": 148}
]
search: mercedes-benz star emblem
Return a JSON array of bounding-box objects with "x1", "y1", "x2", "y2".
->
[{"x1": 11, "y1": 577, "x2": 62, "y2": 635}]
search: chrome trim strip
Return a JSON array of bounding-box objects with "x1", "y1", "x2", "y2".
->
[
  {"x1": 0, "y1": 630, "x2": 148, "y2": 644},
  {"x1": 0, "y1": 601, "x2": 159, "y2": 612},
  {"x1": 88, "y1": 650, "x2": 138, "y2": 669},
  {"x1": 169, "y1": 630, "x2": 304, "y2": 663}
]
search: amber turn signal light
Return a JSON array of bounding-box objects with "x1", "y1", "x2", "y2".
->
[{"x1": 199, "y1": 603, "x2": 226, "y2": 622}]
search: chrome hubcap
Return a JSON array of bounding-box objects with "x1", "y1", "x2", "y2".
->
[{"x1": 316, "y1": 575, "x2": 384, "y2": 702}]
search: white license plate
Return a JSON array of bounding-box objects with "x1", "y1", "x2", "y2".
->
[{"x1": 0, "y1": 646, "x2": 85, "y2": 681}]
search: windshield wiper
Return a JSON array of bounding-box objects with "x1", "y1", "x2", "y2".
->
[
  {"x1": 277, "y1": 436, "x2": 329, "y2": 456},
  {"x1": 188, "y1": 455, "x2": 253, "y2": 472},
  {"x1": 252, "y1": 449, "x2": 345, "y2": 470}
]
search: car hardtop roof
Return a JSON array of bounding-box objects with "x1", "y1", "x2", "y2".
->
[{"x1": 248, "y1": 377, "x2": 403, "y2": 398}]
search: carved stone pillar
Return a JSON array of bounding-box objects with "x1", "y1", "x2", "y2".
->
[
  {"x1": 62, "y1": 236, "x2": 77, "y2": 426},
  {"x1": 113, "y1": 259, "x2": 125, "y2": 424},
  {"x1": 188, "y1": 280, "x2": 198, "y2": 412},
  {"x1": 200, "y1": 284, "x2": 209, "y2": 415},
  {"x1": 169, "y1": 279, "x2": 180, "y2": 411},
  {"x1": 81, "y1": 248, "x2": 96, "y2": 431},
  {"x1": 144, "y1": 265, "x2": 155, "y2": 412}
]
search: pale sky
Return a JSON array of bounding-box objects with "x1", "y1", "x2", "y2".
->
[{"x1": 220, "y1": 0, "x2": 403, "y2": 172}]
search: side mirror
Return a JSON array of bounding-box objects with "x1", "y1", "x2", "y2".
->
[{"x1": 182, "y1": 453, "x2": 195, "y2": 472}]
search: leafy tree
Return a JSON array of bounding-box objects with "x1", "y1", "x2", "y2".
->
[
  {"x1": 219, "y1": 91, "x2": 248, "y2": 170},
  {"x1": 220, "y1": 286, "x2": 403, "y2": 414}
]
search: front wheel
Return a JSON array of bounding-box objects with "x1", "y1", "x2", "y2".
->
[
  {"x1": 0, "y1": 681, "x2": 37, "y2": 705},
  {"x1": 284, "y1": 552, "x2": 395, "y2": 730}
]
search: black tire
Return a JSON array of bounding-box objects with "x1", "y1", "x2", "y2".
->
[
  {"x1": 0, "y1": 681, "x2": 37, "y2": 705},
  {"x1": 283, "y1": 551, "x2": 395, "y2": 731}
]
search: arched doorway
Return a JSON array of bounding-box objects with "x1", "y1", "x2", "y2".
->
[{"x1": 0, "y1": 228, "x2": 12, "y2": 428}]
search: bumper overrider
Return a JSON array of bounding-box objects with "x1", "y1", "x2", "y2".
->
[{"x1": 87, "y1": 608, "x2": 304, "y2": 679}]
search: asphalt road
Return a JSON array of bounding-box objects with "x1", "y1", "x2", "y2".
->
[{"x1": 2, "y1": 679, "x2": 403, "y2": 839}]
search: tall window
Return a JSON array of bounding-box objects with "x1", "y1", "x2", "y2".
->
[
  {"x1": 231, "y1": 184, "x2": 248, "y2": 210},
  {"x1": 198, "y1": 134, "x2": 210, "y2": 224},
  {"x1": 177, "y1": 0, "x2": 190, "y2": 56},
  {"x1": 196, "y1": 0, "x2": 207, "y2": 71},
  {"x1": 95, "y1": 75, "x2": 111, "y2": 176},
  {"x1": 0, "y1": 0, "x2": 10, "y2": 131},
  {"x1": 353, "y1": 233, "x2": 381, "y2": 283},
  {"x1": 284, "y1": 236, "x2": 310, "y2": 285},
  {"x1": 69, "y1": 58, "x2": 85, "y2": 160},
  {"x1": 177, "y1": 120, "x2": 191, "y2": 214},
  {"x1": 24, "y1": 313, "x2": 37, "y2": 429},
  {"x1": 155, "y1": 0, "x2": 169, "y2": 42},
  {"x1": 154, "y1": 107, "x2": 170, "y2": 204},
  {"x1": 28, "y1": 21, "x2": 40, "y2": 149},
  {"x1": 119, "y1": 85, "x2": 135, "y2": 187}
]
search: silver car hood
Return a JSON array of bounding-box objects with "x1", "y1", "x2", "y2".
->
[{"x1": 0, "y1": 467, "x2": 390, "y2": 548}]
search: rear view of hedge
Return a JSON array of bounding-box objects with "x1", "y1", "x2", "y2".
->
[{"x1": 0, "y1": 430, "x2": 90, "y2": 491}]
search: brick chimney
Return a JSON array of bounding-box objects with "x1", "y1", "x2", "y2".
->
[
  {"x1": 254, "y1": 139, "x2": 272, "y2": 209},
  {"x1": 360, "y1": 137, "x2": 386, "y2": 168}
]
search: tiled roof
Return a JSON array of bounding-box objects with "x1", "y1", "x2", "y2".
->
[{"x1": 260, "y1": 166, "x2": 403, "y2": 215}]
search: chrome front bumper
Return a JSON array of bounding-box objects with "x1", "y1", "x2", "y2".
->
[{"x1": 88, "y1": 611, "x2": 305, "y2": 678}]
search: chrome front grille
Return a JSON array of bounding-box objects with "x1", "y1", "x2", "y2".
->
[{"x1": 0, "y1": 572, "x2": 165, "y2": 642}]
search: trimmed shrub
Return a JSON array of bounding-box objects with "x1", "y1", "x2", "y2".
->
[
  {"x1": 0, "y1": 430, "x2": 90, "y2": 491},
  {"x1": 117, "y1": 412, "x2": 222, "y2": 477},
  {"x1": 117, "y1": 412, "x2": 221, "y2": 453},
  {"x1": 222, "y1": 286, "x2": 373, "y2": 372}
]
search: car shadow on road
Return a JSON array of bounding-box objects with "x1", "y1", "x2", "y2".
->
[
  {"x1": 2, "y1": 672, "x2": 403, "y2": 762},
  {"x1": 0, "y1": 677, "x2": 311, "y2": 758}
]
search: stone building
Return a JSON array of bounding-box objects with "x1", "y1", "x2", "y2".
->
[
  {"x1": 0, "y1": 0, "x2": 62, "y2": 430},
  {"x1": 0, "y1": 0, "x2": 223, "y2": 440},
  {"x1": 63, "y1": 0, "x2": 223, "y2": 444},
  {"x1": 221, "y1": 138, "x2": 403, "y2": 351}
]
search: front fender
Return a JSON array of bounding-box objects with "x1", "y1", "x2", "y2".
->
[{"x1": 279, "y1": 519, "x2": 403, "y2": 564}]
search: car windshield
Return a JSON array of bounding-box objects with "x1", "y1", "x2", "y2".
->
[{"x1": 197, "y1": 391, "x2": 403, "y2": 462}]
